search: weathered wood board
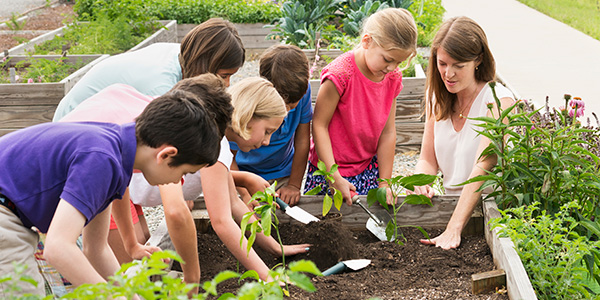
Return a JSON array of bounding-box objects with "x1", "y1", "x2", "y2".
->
[
  {"x1": 483, "y1": 200, "x2": 537, "y2": 300},
  {"x1": 0, "y1": 54, "x2": 109, "y2": 135},
  {"x1": 177, "y1": 23, "x2": 278, "y2": 52}
]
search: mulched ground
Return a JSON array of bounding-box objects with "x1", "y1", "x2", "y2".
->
[
  {"x1": 170, "y1": 220, "x2": 508, "y2": 299},
  {"x1": 0, "y1": 3, "x2": 75, "y2": 51}
]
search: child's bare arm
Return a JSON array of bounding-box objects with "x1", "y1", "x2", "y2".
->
[
  {"x1": 312, "y1": 80, "x2": 355, "y2": 203},
  {"x1": 278, "y1": 122, "x2": 310, "y2": 205},
  {"x1": 376, "y1": 99, "x2": 397, "y2": 203},
  {"x1": 111, "y1": 189, "x2": 160, "y2": 259},
  {"x1": 159, "y1": 183, "x2": 200, "y2": 293},
  {"x1": 45, "y1": 200, "x2": 117, "y2": 286},
  {"x1": 200, "y1": 163, "x2": 271, "y2": 281}
]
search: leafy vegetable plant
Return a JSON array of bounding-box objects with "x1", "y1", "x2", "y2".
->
[{"x1": 367, "y1": 173, "x2": 437, "y2": 244}]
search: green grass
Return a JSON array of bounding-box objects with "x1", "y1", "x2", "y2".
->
[{"x1": 517, "y1": 0, "x2": 600, "y2": 40}]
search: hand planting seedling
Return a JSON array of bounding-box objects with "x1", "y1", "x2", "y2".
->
[
  {"x1": 304, "y1": 160, "x2": 344, "y2": 216},
  {"x1": 367, "y1": 174, "x2": 438, "y2": 244}
]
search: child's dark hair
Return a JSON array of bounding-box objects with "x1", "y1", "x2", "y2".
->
[
  {"x1": 180, "y1": 18, "x2": 246, "y2": 79},
  {"x1": 171, "y1": 74, "x2": 233, "y2": 137},
  {"x1": 259, "y1": 44, "x2": 309, "y2": 104},
  {"x1": 135, "y1": 89, "x2": 224, "y2": 167}
]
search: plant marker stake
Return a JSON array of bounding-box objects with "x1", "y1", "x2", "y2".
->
[{"x1": 9, "y1": 67, "x2": 16, "y2": 83}]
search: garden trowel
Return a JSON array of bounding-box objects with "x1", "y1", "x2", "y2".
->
[
  {"x1": 275, "y1": 197, "x2": 319, "y2": 224},
  {"x1": 351, "y1": 192, "x2": 395, "y2": 242},
  {"x1": 322, "y1": 259, "x2": 371, "y2": 276}
]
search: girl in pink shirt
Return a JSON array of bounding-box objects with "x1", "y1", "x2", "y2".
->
[{"x1": 306, "y1": 8, "x2": 418, "y2": 205}]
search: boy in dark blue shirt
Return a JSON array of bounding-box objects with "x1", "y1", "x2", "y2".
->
[{"x1": 0, "y1": 80, "x2": 232, "y2": 297}]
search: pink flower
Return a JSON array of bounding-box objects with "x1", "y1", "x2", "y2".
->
[
  {"x1": 568, "y1": 98, "x2": 585, "y2": 118},
  {"x1": 27, "y1": 78, "x2": 34, "y2": 84}
]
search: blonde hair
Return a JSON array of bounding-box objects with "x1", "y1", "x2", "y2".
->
[
  {"x1": 361, "y1": 8, "x2": 418, "y2": 63},
  {"x1": 426, "y1": 16, "x2": 496, "y2": 121},
  {"x1": 228, "y1": 77, "x2": 287, "y2": 140}
]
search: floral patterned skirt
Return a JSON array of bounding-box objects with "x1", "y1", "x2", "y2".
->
[{"x1": 303, "y1": 156, "x2": 380, "y2": 195}]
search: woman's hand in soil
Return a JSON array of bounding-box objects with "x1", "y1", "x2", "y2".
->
[
  {"x1": 278, "y1": 184, "x2": 301, "y2": 206},
  {"x1": 275, "y1": 244, "x2": 312, "y2": 257},
  {"x1": 419, "y1": 229, "x2": 461, "y2": 250},
  {"x1": 407, "y1": 185, "x2": 435, "y2": 199}
]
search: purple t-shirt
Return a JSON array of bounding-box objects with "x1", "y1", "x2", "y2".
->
[{"x1": 0, "y1": 122, "x2": 136, "y2": 233}]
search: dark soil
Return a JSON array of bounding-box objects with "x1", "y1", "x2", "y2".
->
[
  {"x1": 0, "y1": 3, "x2": 75, "y2": 51},
  {"x1": 173, "y1": 220, "x2": 508, "y2": 299}
]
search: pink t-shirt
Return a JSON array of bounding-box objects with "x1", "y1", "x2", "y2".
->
[
  {"x1": 59, "y1": 83, "x2": 157, "y2": 124},
  {"x1": 309, "y1": 51, "x2": 403, "y2": 176}
]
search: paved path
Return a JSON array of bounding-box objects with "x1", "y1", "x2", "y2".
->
[{"x1": 442, "y1": 0, "x2": 600, "y2": 122}]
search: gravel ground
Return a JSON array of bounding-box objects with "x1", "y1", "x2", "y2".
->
[
  {"x1": 144, "y1": 60, "x2": 421, "y2": 234},
  {"x1": 0, "y1": 0, "x2": 49, "y2": 20}
]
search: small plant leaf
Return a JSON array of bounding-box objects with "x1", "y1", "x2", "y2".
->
[
  {"x1": 288, "y1": 272, "x2": 317, "y2": 292},
  {"x1": 385, "y1": 220, "x2": 395, "y2": 241},
  {"x1": 323, "y1": 194, "x2": 332, "y2": 216},
  {"x1": 367, "y1": 187, "x2": 389, "y2": 210},
  {"x1": 404, "y1": 194, "x2": 433, "y2": 206},
  {"x1": 240, "y1": 270, "x2": 260, "y2": 281},
  {"x1": 214, "y1": 270, "x2": 240, "y2": 284},
  {"x1": 398, "y1": 174, "x2": 437, "y2": 190},
  {"x1": 333, "y1": 189, "x2": 343, "y2": 211},
  {"x1": 305, "y1": 186, "x2": 322, "y2": 195},
  {"x1": 289, "y1": 260, "x2": 322, "y2": 276}
]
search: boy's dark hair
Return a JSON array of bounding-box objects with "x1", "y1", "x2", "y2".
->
[
  {"x1": 135, "y1": 89, "x2": 225, "y2": 167},
  {"x1": 259, "y1": 44, "x2": 309, "y2": 104},
  {"x1": 171, "y1": 74, "x2": 233, "y2": 137},
  {"x1": 180, "y1": 18, "x2": 246, "y2": 79}
]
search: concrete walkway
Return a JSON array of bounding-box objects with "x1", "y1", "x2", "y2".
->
[
  {"x1": 442, "y1": 0, "x2": 600, "y2": 122},
  {"x1": 0, "y1": 0, "x2": 48, "y2": 20}
]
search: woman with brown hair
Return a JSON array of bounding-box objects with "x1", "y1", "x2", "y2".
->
[{"x1": 412, "y1": 16, "x2": 514, "y2": 249}]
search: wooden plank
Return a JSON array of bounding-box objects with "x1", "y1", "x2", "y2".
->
[
  {"x1": 4, "y1": 54, "x2": 105, "y2": 67},
  {"x1": 0, "y1": 105, "x2": 55, "y2": 127},
  {"x1": 483, "y1": 200, "x2": 537, "y2": 300},
  {"x1": 396, "y1": 122, "x2": 424, "y2": 146},
  {"x1": 303, "y1": 49, "x2": 344, "y2": 61},
  {"x1": 0, "y1": 83, "x2": 64, "y2": 105},
  {"x1": 177, "y1": 23, "x2": 278, "y2": 49},
  {"x1": 472, "y1": 269, "x2": 506, "y2": 294},
  {"x1": 395, "y1": 99, "x2": 423, "y2": 122}
]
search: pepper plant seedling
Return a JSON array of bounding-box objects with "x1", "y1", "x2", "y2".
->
[
  {"x1": 304, "y1": 160, "x2": 344, "y2": 216},
  {"x1": 239, "y1": 182, "x2": 322, "y2": 296},
  {"x1": 367, "y1": 173, "x2": 438, "y2": 244}
]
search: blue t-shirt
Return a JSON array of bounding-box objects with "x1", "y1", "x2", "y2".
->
[
  {"x1": 53, "y1": 43, "x2": 182, "y2": 121},
  {"x1": 0, "y1": 122, "x2": 137, "y2": 233},
  {"x1": 230, "y1": 85, "x2": 313, "y2": 180}
]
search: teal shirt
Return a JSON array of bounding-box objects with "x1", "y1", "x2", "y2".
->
[{"x1": 53, "y1": 43, "x2": 182, "y2": 121}]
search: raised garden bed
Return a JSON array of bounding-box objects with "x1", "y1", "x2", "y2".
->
[
  {"x1": 1, "y1": 20, "x2": 177, "y2": 58},
  {"x1": 0, "y1": 54, "x2": 108, "y2": 136},
  {"x1": 148, "y1": 195, "x2": 536, "y2": 299}
]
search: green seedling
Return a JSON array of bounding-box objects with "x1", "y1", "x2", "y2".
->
[
  {"x1": 239, "y1": 182, "x2": 322, "y2": 297},
  {"x1": 304, "y1": 160, "x2": 344, "y2": 216},
  {"x1": 367, "y1": 173, "x2": 437, "y2": 244}
]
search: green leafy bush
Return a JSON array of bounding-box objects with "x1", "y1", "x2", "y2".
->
[
  {"x1": 73, "y1": 0, "x2": 159, "y2": 37},
  {"x1": 469, "y1": 84, "x2": 600, "y2": 298},
  {"x1": 491, "y1": 201, "x2": 600, "y2": 299},
  {"x1": 408, "y1": 0, "x2": 444, "y2": 47}
]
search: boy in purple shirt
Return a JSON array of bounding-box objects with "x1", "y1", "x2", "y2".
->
[{"x1": 0, "y1": 82, "x2": 232, "y2": 297}]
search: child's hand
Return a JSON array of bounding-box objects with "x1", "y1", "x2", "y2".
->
[
  {"x1": 278, "y1": 184, "x2": 301, "y2": 206},
  {"x1": 407, "y1": 185, "x2": 435, "y2": 198},
  {"x1": 128, "y1": 243, "x2": 162, "y2": 261},
  {"x1": 332, "y1": 176, "x2": 356, "y2": 206},
  {"x1": 384, "y1": 186, "x2": 396, "y2": 205},
  {"x1": 276, "y1": 244, "x2": 311, "y2": 257},
  {"x1": 242, "y1": 172, "x2": 270, "y2": 195}
]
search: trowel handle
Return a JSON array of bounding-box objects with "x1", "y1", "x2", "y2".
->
[
  {"x1": 322, "y1": 261, "x2": 347, "y2": 276},
  {"x1": 275, "y1": 197, "x2": 289, "y2": 211},
  {"x1": 354, "y1": 198, "x2": 383, "y2": 226}
]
